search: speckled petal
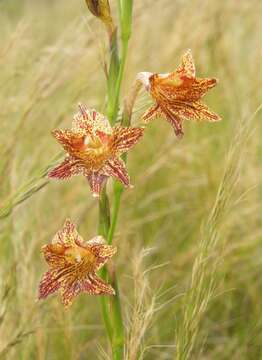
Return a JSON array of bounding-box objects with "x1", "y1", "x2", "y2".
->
[
  {"x1": 176, "y1": 49, "x2": 196, "y2": 78},
  {"x1": 38, "y1": 270, "x2": 61, "y2": 300},
  {"x1": 72, "y1": 106, "x2": 93, "y2": 136},
  {"x1": 111, "y1": 126, "x2": 144, "y2": 155},
  {"x1": 48, "y1": 157, "x2": 83, "y2": 180},
  {"x1": 191, "y1": 78, "x2": 218, "y2": 99},
  {"x1": 52, "y1": 219, "x2": 82, "y2": 245},
  {"x1": 72, "y1": 103, "x2": 112, "y2": 135},
  {"x1": 84, "y1": 273, "x2": 115, "y2": 295},
  {"x1": 86, "y1": 171, "x2": 108, "y2": 197},
  {"x1": 52, "y1": 129, "x2": 85, "y2": 154},
  {"x1": 60, "y1": 273, "x2": 115, "y2": 307},
  {"x1": 161, "y1": 105, "x2": 184, "y2": 138},
  {"x1": 105, "y1": 158, "x2": 130, "y2": 187},
  {"x1": 42, "y1": 243, "x2": 67, "y2": 267},
  {"x1": 60, "y1": 278, "x2": 81, "y2": 307},
  {"x1": 170, "y1": 77, "x2": 218, "y2": 102},
  {"x1": 142, "y1": 104, "x2": 161, "y2": 124},
  {"x1": 171, "y1": 101, "x2": 221, "y2": 122},
  {"x1": 86, "y1": 237, "x2": 117, "y2": 271}
]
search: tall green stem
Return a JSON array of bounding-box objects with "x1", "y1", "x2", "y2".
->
[
  {"x1": 106, "y1": 28, "x2": 120, "y2": 124},
  {"x1": 98, "y1": 2, "x2": 133, "y2": 359},
  {"x1": 98, "y1": 188, "x2": 113, "y2": 343}
]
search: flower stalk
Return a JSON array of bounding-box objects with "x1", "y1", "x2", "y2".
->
[
  {"x1": 107, "y1": 0, "x2": 133, "y2": 124},
  {"x1": 98, "y1": 187, "x2": 114, "y2": 343},
  {"x1": 98, "y1": 2, "x2": 134, "y2": 358}
]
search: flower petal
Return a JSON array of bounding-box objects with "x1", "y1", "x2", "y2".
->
[
  {"x1": 60, "y1": 278, "x2": 81, "y2": 307},
  {"x1": 85, "y1": 235, "x2": 105, "y2": 245},
  {"x1": 72, "y1": 103, "x2": 112, "y2": 135},
  {"x1": 38, "y1": 270, "x2": 61, "y2": 300},
  {"x1": 142, "y1": 104, "x2": 161, "y2": 123},
  {"x1": 169, "y1": 101, "x2": 221, "y2": 122},
  {"x1": 52, "y1": 219, "x2": 82, "y2": 246},
  {"x1": 86, "y1": 171, "x2": 108, "y2": 197},
  {"x1": 52, "y1": 129, "x2": 85, "y2": 154},
  {"x1": 111, "y1": 126, "x2": 144, "y2": 155},
  {"x1": 60, "y1": 273, "x2": 115, "y2": 307},
  {"x1": 72, "y1": 105, "x2": 93, "y2": 136},
  {"x1": 173, "y1": 77, "x2": 218, "y2": 101},
  {"x1": 86, "y1": 237, "x2": 117, "y2": 270},
  {"x1": 176, "y1": 49, "x2": 196, "y2": 78},
  {"x1": 48, "y1": 157, "x2": 83, "y2": 180},
  {"x1": 87, "y1": 273, "x2": 115, "y2": 295},
  {"x1": 151, "y1": 74, "x2": 218, "y2": 103},
  {"x1": 105, "y1": 158, "x2": 130, "y2": 187},
  {"x1": 160, "y1": 104, "x2": 184, "y2": 138},
  {"x1": 42, "y1": 243, "x2": 67, "y2": 267},
  {"x1": 83, "y1": 273, "x2": 115, "y2": 295}
]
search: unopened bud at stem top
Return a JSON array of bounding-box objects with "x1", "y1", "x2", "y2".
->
[{"x1": 85, "y1": 0, "x2": 115, "y2": 37}]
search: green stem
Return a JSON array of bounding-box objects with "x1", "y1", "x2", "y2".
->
[
  {"x1": 98, "y1": 188, "x2": 113, "y2": 343},
  {"x1": 98, "y1": 185, "x2": 125, "y2": 360},
  {"x1": 107, "y1": 182, "x2": 124, "y2": 245},
  {"x1": 110, "y1": 278, "x2": 125, "y2": 360},
  {"x1": 107, "y1": 28, "x2": 120, "y2": 125},
  {"x1": 107, "y1": 38, "x2": 129, "y2": 125},
  {"x1": 99, "y1": 2, "x2": 133, "y2": 358}
]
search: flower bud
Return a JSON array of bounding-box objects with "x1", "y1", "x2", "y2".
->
[{"x1": 85, "y1": 0, "x2": 115, "y2": 35}]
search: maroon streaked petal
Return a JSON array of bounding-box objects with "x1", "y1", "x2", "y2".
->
[
  {"x1": 111, "y1": 126, "x2": 144, "y2": 155},
  {"x1": 84, "y1": 273, "x2": 115, "y2": 295},
  {"x1": 42, "y1": 244, "x2": 66, "y2": 267},
  {"x1": 72, "y1": 104, "x2": 93, "y2": 135},
  {"x1": 52, "y1": 129, "x2": 85, "y2": 153},
  {"x1": 176, "y1": 49, "x2": 196, "y2": 78},
  {"x1": 52, "y1": 218, "x2": 83, "y2": 246},
  {"x1": 60, "y1": 278, "x2": 81, "y2": 307},
  {"x1": 60, "y1": 273, "x2": 115, "y2": 307},
  {"x1": 170, "y1": 101, "x2": 221, "y2": 122},
  {"x1": 176, "y1": 77, "x2": 218, "y2": 101},
  {"x1": 86, "y1": 172, "x2": 108, "y2": 197},
  {"x1": 38, "y1": 270, "x2": 61, "y2": 300},
  {"x1": 142, "y1": 104, "x2": 160, "y2": 124},
  {"x1": 86, "y1": 241, "x2": 117, "y2": 271},
  {"x1": 78, "y1": 103, "x2": 89, "y2": 120},
  {"x1": 48, "y1": 157, "x2": 83, "y2": 180},
  {"x1": 105, "y1": 158, "x2": 130, "y2": 187},
  {"x1": 161, "y1": 105, "x2": 184, "y2": 138}
]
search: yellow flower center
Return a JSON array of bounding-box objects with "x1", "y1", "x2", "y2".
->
[
  {"x1": 74, "y1": 134, "x2": 111, "y2": 170},
  {"x1": 65, "y1": 246, "x2": 96, "y2": 272},
  {"x1": 84, "y1": 135, "x2": 105, "y2": 154}
]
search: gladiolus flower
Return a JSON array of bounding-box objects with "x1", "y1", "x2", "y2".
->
[
  {"x1": 138, "y1": 50, "x2": 221, "y2": 138},
  {"x1": 48, "y1": 104, "x2": 144, "y2": 197},
  {"x1": 38, "y1": 219, "x2": 116, "y2": 307}
]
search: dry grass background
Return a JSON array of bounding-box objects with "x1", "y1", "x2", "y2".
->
[{"x1": 0, "y1": 0, "x2": 261, "y2": 359}]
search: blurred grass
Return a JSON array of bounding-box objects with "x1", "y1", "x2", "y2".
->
[{"x1": 0, "y1": 0, "x2": 261, "y2": 359}]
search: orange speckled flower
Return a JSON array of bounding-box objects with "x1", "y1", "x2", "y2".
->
[
  {"x1": 139, "y1": 50, "x2": 221, "y2": 138},
  {"x1": 48, "y1": 104, "x2": 144, "y2": 197},
  {"x1": 38, "y1": 219, "x2": 116, "y2": 307}
]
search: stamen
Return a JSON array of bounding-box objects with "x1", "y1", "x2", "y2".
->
[{"x1": 84, "y1": 136, "x2": 91, "y2": 146}]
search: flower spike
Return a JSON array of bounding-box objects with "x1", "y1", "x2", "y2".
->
[
  {"x1": 38, "y1": 219, "x2": 117, "y2": 307},
  {"x1": 48, "y1": 104, "x2": 144, "y2": 197},
  {"x1": 139, "y1": 49, "x2": 221, "y2": 138}
]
